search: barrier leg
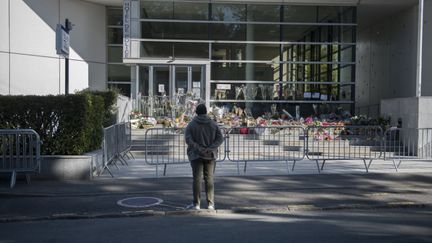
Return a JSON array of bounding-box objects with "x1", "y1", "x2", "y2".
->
[
  {"x1": 99, "y1": 165, "x2": 114, "y2": 177},
  {"x1": 236, "y1": 162, "x2": 240, "y2": 175},
  {"x1": 163, "y1": 164, "x2": 167, "y2": 176},
  {"x1": 367, "y1": 159, "x2": 373, "y2": 170},
  {"x1": 363, "y1": 159, "x2": 369, "y2": 173},
  {"x1": 291, "y1": 160, "x2": 297, "y2": 172},
  {"x1": 156, "y1": 164, "x2": 159, "y2": 178},
  {"x1": 119, "y1": 155, "x2": 129, "y2": 166},
  {"x1": 25, "y1": 173, "x2": 31, "y2": 185},
  {"x1": 396, "y1": 160, "x2": 403, "y2": 169},
  {"x1": 286, "y1": 160, "x2": 290, "y2": 174},
  {"x1": 128, "y1": 151, "x2": 135, "y2": 159},
  {"x1": 320, "y1": 160, "x2": 326, "y2": 171},
  {"x1": 391, "y1": 160, "x2": 399, "y2": 172},
  {"x1": 315, "y1": 160, "x2": 321, "y2": 173},
  {"x1": 243, "y1": 161, "x2": 248, "y2": 173},
  {"x1": 111, "y1": 159, "x2": 120, "y2": 170},
  {"x1": 10, "y1": 170, "x2": 16, "y2": 189}
]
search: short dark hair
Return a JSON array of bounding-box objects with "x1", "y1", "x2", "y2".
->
[{"x1": 195, "y1": 104, "x2": 207, "y2": 115}]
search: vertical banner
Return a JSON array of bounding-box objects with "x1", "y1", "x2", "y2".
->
[{"x1": 123, "y1": 0, "x2": 131, "y2": 59}]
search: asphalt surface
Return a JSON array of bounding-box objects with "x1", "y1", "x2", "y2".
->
[
  {"x1": 1, "y1": 209, "x2": 432, "y2": 243},
  {"x1": 1, "y1": 173, "x2": 432, "y2": 222}
]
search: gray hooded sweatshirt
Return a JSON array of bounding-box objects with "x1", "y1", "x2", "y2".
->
[{"x1": 184, "y1": 114, "x2": 224, "y2": 161}]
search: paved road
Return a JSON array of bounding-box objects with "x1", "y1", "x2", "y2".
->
[
  {"x1": 1, "y1": 173, "x2": 432, "y2": 221},
  {"x1": 1, "y1": 208, "x2": 431, "y2": 243}
]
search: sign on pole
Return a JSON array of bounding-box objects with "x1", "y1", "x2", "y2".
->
[{"x1": 56, "y1": 24, "x2": 70, "y2": 57}]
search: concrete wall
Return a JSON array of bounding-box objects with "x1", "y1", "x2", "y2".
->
[
  {"x1": 356, "y1": 5, "x2": 419, "y2": 116},
  {"x1": 381, "y1": 96, "x2": 432, "y2": 129},
  {"x1": 0, "y1": 0, "x2": 106, "y2": 95},
  {"x1": 421, "y1": 0, "x2": 432, "y2": 96}
]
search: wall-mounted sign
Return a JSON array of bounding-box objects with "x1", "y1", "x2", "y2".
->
[
  {"x1": 312, "y1": 92, "x2": 321, "y2": 99},
  {"x1": 158, "y1": 84, "x2": 165, "y2": 93},
  {"x1": 123, "y1": 0, "x2": 131, "y2": 58},
  {"x1": 56, "y1": 24, "x2": 69, "y2": 57},
  {"x1": 193, "y1": 82, "x2": 201, "y2": 88},
  {"x1": 216, "y1": 84, "x2": 231, "y2": 90}
]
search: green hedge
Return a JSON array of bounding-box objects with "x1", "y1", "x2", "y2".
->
[
  {"x1": 78, "y1": 90, "x2": 118, "y2": 127},
  {"x1": 0, "y1": 91, "x2": 117, "y2": 155}
]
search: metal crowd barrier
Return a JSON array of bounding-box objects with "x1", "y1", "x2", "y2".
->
[
  {"x1": 0, "y1": 129, "x2": 41, "y2": 188},
  {"x1": 99, "y1": 122, "x2": 132, "y2": 177},
  {"x1": 144, "y1": 127, "x2": 227, "y2": 177},
  {"x1": 384, "y1": 128, "x2": 432, "y2": 171},
  {"x1": 226, "y1": 126, "x2": 305, "y2": 174},
  {"x1": 305, "y1": 126, "x2": 383, "y2": 172}
]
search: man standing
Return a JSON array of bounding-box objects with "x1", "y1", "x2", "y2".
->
[{"x1": 185, "y1": 104, "x2": 223, "y2": 210}]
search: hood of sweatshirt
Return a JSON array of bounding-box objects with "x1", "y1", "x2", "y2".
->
[{"x1": 193, "y1": 114, "x2": 212, "y2": 125}]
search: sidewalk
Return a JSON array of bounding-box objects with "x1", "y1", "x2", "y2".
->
[{"x1": 1, "y1": 171, "x2": 432, "y2": 222}]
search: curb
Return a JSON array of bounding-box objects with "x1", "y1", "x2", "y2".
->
[{"x1": 0, "y1": 203, "x2": 429, "y2": 224}]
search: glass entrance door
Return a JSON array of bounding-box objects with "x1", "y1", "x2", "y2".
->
[{"x1": 142, "y1": 64, "x2": 206, "y2": 117}]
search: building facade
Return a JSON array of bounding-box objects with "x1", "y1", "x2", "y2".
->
[{"x1": 1, "y1": 0, "x2": 431, "y2": 126}]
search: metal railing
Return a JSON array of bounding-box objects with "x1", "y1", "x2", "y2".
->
[
  {"x1": 144, "y1": 127, "x2": 226, "y2": 177},
  {"x1": 99, "y1": 122, "x2": 132, "y2": 177},
  {"x1": 129, "y1": 125, "x2": 432, "y2": 176},
  {"x1": 305, "y1": 126, "x2": 383, "y2": 172},
  {"x1": 226, "y1": 126, "x2": 305, "y2": 174},
  {"x1": 384, "y1": 128, "x2": 432, "y2": 171},
  {"x1": 0, "y1": 129, "x2": 41, "y2": 188}
]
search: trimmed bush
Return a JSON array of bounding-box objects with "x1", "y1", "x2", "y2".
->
[
  {"x1": 0, "y1": 93, "x2": 107, "y2": 155},
  {"x1": 79, "y1": 90, "x2": 118, "y2": 127}
]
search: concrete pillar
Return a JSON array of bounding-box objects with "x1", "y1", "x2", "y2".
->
[
  {"x1": 416, "y1": 0, "x2": 425, "y2": 97},
  {"x1": 246, "y1": 13, "x2": 255, "y2": 112},
  {"x1": 421, "y1": 0, "x2": 432, "y2": 95}
]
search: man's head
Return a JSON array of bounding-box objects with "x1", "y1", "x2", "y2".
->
[{"x1": 195, "y1": 104, "x2": 207, "y2": 115}]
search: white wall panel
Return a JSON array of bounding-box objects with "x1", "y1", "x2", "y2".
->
[
  {"x1": 5, "y1": 0, "x2": 107, "y2": 95},
  {"x1": 0, "y1": 53, "x2": 9, "y2": 95},
  {"x1": 10, "y1": 0, "x2": 59, "y2": 57},
  {"x1": 89, "y1": 63, "x2": 107, "y2": 91},
  {"x1": 60, "y1": 0, "x2": 106, "y2": 63},
  {"x1": 0, "y1": 0, "x2": 9, "y2": 52},
  {"x1": 10, "y1": 54, "x2": 60, "y2": 95},
  {"x1": 69, "y1": 59, "x2": 89, "y2": 93}
]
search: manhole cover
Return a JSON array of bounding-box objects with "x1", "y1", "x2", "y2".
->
[{"x1": 117, "y1": 197, "x2": 163, "y2": 208}]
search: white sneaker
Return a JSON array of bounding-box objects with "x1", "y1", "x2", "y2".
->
[
  {"x1": 186, "y1": 204, "x2": 200, "y2": 210},
  {"x1": 207, "y1": 205, "x2": 215, "y2": 210}
]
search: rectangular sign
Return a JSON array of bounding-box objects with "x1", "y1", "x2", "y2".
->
[
  {"x1": 158, "y1": 84, "x2": 165, "y2": 93},
  {"x1": 216, "y1": 84, "x2": 231, "y2": 90},
  {"x1": 123, "y1": 0, "x2": 131, "y2": 58},
  {"x1": 56, "y1": 24, "x2": 69, "y2": 57},
  {"x1": 193, "y1": 82, "x2": 201, "y2": 88},
  {"x1": 312, "y1": 92, "x2": 321, "y2": 99}
]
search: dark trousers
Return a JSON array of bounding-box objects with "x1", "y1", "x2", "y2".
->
[{"x1": 191, "y1": 158, "x2": 215, "y2": 207}]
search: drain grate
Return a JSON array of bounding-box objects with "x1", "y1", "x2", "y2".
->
[{"x1": 117, "y1": 197, "x2": 163, "y2": 208}]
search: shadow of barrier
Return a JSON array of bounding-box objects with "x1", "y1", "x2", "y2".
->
[{"x1": 0, "y1": 129, "x2": 41, "y2": 188}]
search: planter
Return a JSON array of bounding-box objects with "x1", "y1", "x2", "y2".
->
[{"x1": 35, "y1": 149, "x2": 103, "y2": 181}]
